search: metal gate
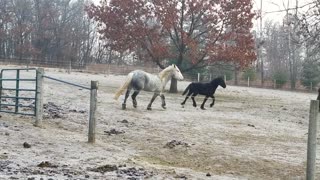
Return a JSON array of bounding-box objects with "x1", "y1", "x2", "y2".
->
[{"x1": 0, "y1": 68, "x2": 38, "y2": 116}]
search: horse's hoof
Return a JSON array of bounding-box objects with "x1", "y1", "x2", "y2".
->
[
  {"x1": 147, "y1": 107, "x2": 152, "y2": 110},
  {"x1": 201, "y1": 107, "x2": 206, "y2": 110},
  {"x1": 122, "y1": 104, "x2": 126, "y2": 110},
  {"x1": 133, "y1": 101, "x2": 137, "y2": 108},
  {"x1": 210, "y1": 105, "x2": 214, "y2": 107},
  {"x1": 162, "y1": 106, "x2": 166, "y2": 109},
  {"x1": 193, "y1": 104, "x2": 197, "y2": 107}
]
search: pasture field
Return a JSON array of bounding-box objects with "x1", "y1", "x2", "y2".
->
[{"x1": 0, "y1": 65, "x2": 319, "y2": 179}]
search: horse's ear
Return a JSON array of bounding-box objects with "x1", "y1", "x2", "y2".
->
[{"x1": 173, "y1": 64, "x2": 176, "y2": 68}]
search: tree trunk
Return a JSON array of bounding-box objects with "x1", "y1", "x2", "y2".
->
[
  {"x1": 290, "y1": 43, "x2": 297, "y2": 90},
  {"x1": 169, "y1": 78, "x2": 178, "y2": 93},
  {"x1": 234, "y1": 64, "x2": 239, "y2": 85}
]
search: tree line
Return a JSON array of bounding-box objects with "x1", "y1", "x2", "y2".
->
[
  {"x1": 1, "y1": 0, "x2": 320, "y2": 91},
  {"x1": 0, "y1": 0, "x2": 92, "y2": 67},
  {"x1": 254, "y1": 1, "x2": 320, "y2": 90}
]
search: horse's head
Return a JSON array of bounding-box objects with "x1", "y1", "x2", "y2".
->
[
  {"x1": 211, "y1": 77, "x2": 226, "y2": 88},
  {"x1": 219, "y1": 77, "x2": 226, "y2": 88},
  {"x1": 171, "y1": 64, "x2": 184, "y2": 80}
]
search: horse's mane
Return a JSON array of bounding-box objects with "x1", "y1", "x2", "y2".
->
[
  {"x1": 159, "y1": 65, "x2": 174, "y2": 81},
  {"x1": 210, "y1": 77, "x2": 224, "y2": 84}
]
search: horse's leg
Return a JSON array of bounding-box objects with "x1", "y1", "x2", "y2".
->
[
  {"x1": 131, "y1": 90, "x2": 140, "y2": 108},
  {"x1": 122, "y1": 88, "x2": 131, "y2": 110},
  {"x1": 160, "y1": 94, "x2": 166, "y2": 109},
  {"x1": 181, "y1": 91, "x2": 193, "y2": 105},
  {"x1": 191, "y1": 93, "x2": 198, "y2": 107},
  {"x1": 147, "y1": 93, "x2": 159, "y2": 110},
  {"x1": 210, "y1": 95, "x2": 215, "y2": 107},
  {"x1": 201, "y1": 96, "x2": 209, "y2": 110}
]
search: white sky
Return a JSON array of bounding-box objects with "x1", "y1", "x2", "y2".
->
[
  {"x1": 92, "y1": 0, "x2": 315, "y2": 31},
  {"x1": 252, "y1": 0, "x2": 314, "y2": 29}
]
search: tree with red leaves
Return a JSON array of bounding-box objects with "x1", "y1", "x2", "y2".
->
[{"x1": 86, "y1": 0, "x2": 256, "y2": 92}]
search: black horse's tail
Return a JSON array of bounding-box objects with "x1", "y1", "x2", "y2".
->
[{"x1": 182, "y1": 84, "x2": 191, "y2": 95}]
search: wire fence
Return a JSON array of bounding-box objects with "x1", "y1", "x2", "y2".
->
[
  {"x1": 84, "y1": 64, "x2": 160, "y2": 75},
  {"x1": 0, "y1": 58, "x2": 86, "y2": 71},
  {"x1": 226, "y1": 78, "x2": 314, "y2": 92},
  {"x1": 0, "y1": 58, "x2": 317, "y2": 93},
  {"x1": 196, "y1": 74, "x2": 316, "y2": 92}
]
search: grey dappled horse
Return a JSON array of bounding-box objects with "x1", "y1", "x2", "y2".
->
[{"x1": 114, "y1": 64, "x2": 184, "y2": 110}]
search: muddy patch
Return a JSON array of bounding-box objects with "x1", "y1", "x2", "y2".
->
[
  {"x1": 43, "y1": 102, "x2": 66, "y2": 119},
  {"x1": 104, "y1": 128, "x2": 125, "y2": 136},
  {"x1": 89, "y1": 164, "x2": 154, "y2": 179},
  {"x1": 164, "y1": 140, "x2": 191, "y2": 149},
  {"x1": 37, "y1": 161, "x2": 58, "y2": 168},
  {"x1": 89, "y1": 164, "x2": 118, "y2": 173}
]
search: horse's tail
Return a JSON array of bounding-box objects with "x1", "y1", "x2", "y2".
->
[
  {"x1": 114, "y1": 73, "x2": 133, "y2": 100},
  {"x1": 182, "y1": 84, "x2": 191, "y2": 96}
]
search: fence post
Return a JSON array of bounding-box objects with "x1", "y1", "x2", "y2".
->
[
  {"x1": 310, "y1": 82, "x2": 313, "y2": 91},
  {"x1": 35, "y1": 68, "x2": 44, "y2": 127},
  {"x1": 306, "y1": 100, "x2": 319, "y2": 180},
  {"x1": 197, "y1": 73, "x2": 200, "y2": 82},
  {"x1": 0, "y1": 72, "x2": 2, "y2": 110},
  {"x1": 224, "y1": 75, "x2": 226, "y2": 83},
  {"x1": 274, "y1": 80, "x2": 276, "y2": 89},
  {"x1": 68, "y1": 61, "x2": 71, "y2": 74},
  {"x1": 88, "y1": 81, "x2": 98, "y2": 143},
  {"x1": 247, "y1": 77, "x2": 250, "y2": 87}
]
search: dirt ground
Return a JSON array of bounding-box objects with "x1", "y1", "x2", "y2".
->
[{"x1": 0, "y1": 65, "x2": 320, "y2": 180}]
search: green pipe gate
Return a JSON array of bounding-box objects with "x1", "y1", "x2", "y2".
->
[
  {"x1": 0, "y1": 67, "x2": 98, "y2": 143},
  {"x1": 0, "y1": 68, "x2": 39, "y2": 116}
]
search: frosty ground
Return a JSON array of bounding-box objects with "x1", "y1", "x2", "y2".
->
[{"x1": 0, "y1": 65, "x2": 319, "y2": 180}]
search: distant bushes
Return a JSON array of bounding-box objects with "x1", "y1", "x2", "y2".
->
[{"x1": 273, "y1": 71, "x2": 288, "y2": 88}]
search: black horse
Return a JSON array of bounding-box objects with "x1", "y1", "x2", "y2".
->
[{"x1": 181, "y1": 77, "x2": 226, "y2": 110}]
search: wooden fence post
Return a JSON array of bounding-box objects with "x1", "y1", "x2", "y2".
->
[
  {"x1": 35, "y1": 68, "x2": 44, "y2": 127},
  {"x1": 68, "y1": 61, "x2": 71, "y2": 74},
  {"x1": 0, "y1": 72, "x2": 2, "y2": 94},
  {"x1": 88, "y1": 81, "x2": 98, "y2": 143},
  {"x1": 247, "y1": 77, "x2": 250, "y2": 87},
  {"x1": 306, "y1": 100, "x2": 319, "y2": 180},
  {"x1": 197, "y1": 73, "x2": 200, "y2": 82}
]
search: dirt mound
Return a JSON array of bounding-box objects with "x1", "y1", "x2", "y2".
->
[
  {"x1": 104, "y1": 128, "x2": 125, "y2": 135},
  {"x1": 89, "y1": 164, "x2": 154, "y2": 179},
  {"x1": 164, "y1": 140, "x2": 191, "y2": 149},
  {"x1": 43, "y1": 102, "x2": 65, "y2": 119},
  {"x1": 37, "y1": 161, "x2": 58, "y2": 168}
]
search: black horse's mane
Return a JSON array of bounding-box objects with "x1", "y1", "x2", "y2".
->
[{"x1": 210, "y1": 76, "x2": 224, "y2": 84}]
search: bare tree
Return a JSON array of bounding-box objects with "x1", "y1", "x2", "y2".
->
[
  {"x1": 263, "y1": 21, "x2": 288, "y2": 77},
  {"x1": 0, "y1": 0, "x2": 98, "y2": 68},
  {"x1": 261, "y1": 0, "x2": 304, "y2": 89}
]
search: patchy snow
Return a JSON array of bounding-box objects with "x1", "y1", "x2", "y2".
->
[{"x1": 0, "y1": 65, "x2": 319, "y2": 180}]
